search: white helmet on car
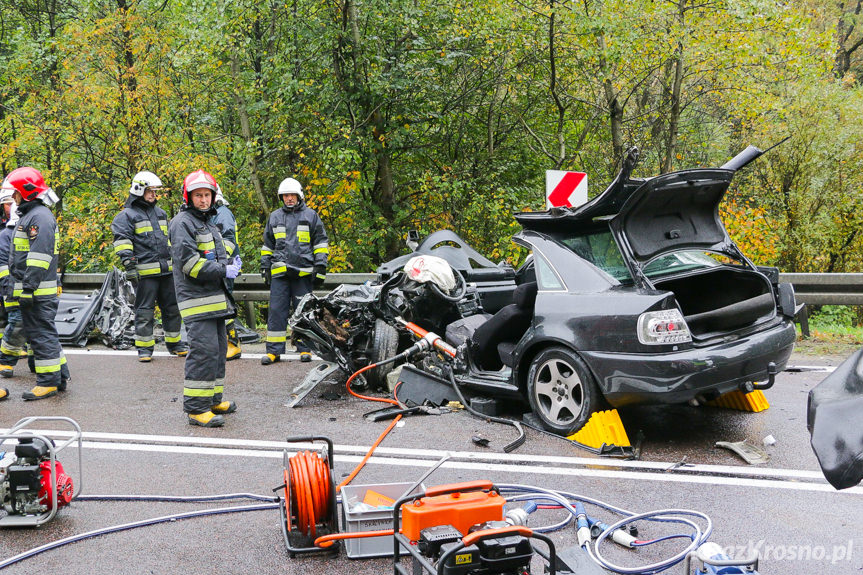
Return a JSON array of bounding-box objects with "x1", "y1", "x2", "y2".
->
[
  {"x1": 215, "y1": 184, "x2": 229, "y2": 206},
  {"x1": 277, "y1": 177, "x2": 304, "y2": 201},
  {"x1": 129, "y1": 171, "x2": 163, "y2": 196}
]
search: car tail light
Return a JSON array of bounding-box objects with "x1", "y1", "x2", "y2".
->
[{"x1": 637, "y1": 309, "x2": 692, "y2": 345}]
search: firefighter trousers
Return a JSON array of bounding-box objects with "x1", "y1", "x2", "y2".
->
[
  {"x1": 22, "y1": 298, "x2": 69, "y2": 388},
  {"x1": 0, "y1": 307, "x2": 27, "y2": 366},
  {"x1": 265, "y1": 275, "x2": 311, "y2": 355},
  {"x1": 133, "y1": 274, "x2": 183, "y2": 352},
  {"x1": 182, "y1": 317, "x2": 227, "y2": 414}
]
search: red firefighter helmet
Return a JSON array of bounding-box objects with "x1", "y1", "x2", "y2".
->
[
  {"x1": 182, "y1": 170, "x2": 218, "y2": 205},
  {"x1": 6, "y1": 167, "x2": 50, "y2": 202}
]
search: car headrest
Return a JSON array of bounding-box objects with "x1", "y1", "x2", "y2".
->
[{"x1": 513, "y1": 281, "x2": 538, "y2": 309}]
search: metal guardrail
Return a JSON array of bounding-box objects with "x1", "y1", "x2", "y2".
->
[{"x1": 61, "y1": 272, "x2": 863, "y2": 306}]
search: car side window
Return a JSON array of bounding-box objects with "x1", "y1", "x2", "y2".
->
[{"x1": 534, "y1": 251, "x2": 564, "y2": 290}]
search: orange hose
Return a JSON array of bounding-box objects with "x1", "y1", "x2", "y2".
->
[
  {"x1": 335, "y1": 362, "x2": 403, "y2": 493},
  {"x1": 314, "y1": 528, "x2": 397, "y2": 548}
]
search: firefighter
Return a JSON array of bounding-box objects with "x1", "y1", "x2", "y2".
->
[
  {"x1": 259, "y1": 177, "x2": 328, "y2": 365},
  {"x1": 6, "y1": 166, "x2": 69, "y2": 400},
  {"x1": 170, "y1": 170, "x2": 241, "y2": 427},
  {"x1": 111, "y1": 171, "x2": 188, "y2": 362},
  {"x1": 212, "y1": 186, "x2": 242, "y2": 361},
  {"x1": 0, "y1": 178, "x2": 12, "y2": 400},
  {"x1": 0, "y1": 179, "x2": 27, "y2": 380}
]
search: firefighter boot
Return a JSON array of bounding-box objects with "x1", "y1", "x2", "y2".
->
[
  {"x1": 0, "y1": 365, "x2": 13, "y2": 378},
  {"x1": 0, "y1": 387, "x2": 8, "y2": 401},
  {"x1": 226, "y1": 342, "x2": 242, "y2": 361},
  {"x1": 168, "y1": 344, "x2": 189, "y2": 357},
  {"x1": 138, "y1": 349, "x2": 153, "y2": 363},
  {"x1": 22, "y1": 386, "x2": 59, "y2": 401},
  {"x1": 188, "y1": 411, "x2": 225, "y2": 428},
  {"x1": 212, "y1": 400, "x2": 237, "y2": 414},
  {"x1": 300, "y1": 352, "x2": 312, "y2": 363},
  {"x1": 261, "y1": 353, "x2": 280, "y2": 365}
]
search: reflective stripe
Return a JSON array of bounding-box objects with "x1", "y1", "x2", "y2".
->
[
  {"x1": 0, "y1": 341, "x2": 23, "y2": 354},
  {"x1": 267, "y1": 331, "x2": 287, "y2": 343},
  {"x1": 271, "y1": 262, "x2": 287, "y2": 276},
  {"x1": 178, "y1": 294, "x2": 228, "y2": 319},
  {"x1": 214, "y1": 378, "x2": 225, "y2": 395},
  {"x1": 26, "y1": 252, "x2": 53, "y2": 269},
  {"x1": 34, "y1": 358, "x2": 63, "y2": 374},
  {"x1": 137, "y1": 262, "x2": 162, "y2": 276},
  {"x1": 195, "y1": 232, "x2": 215, "y2": 251},
  {"x1": 13, "y1": 280, "x2": 58, "y2": 297},
  {"x1": 297, "y1": 225, "x2": 310, "y2": 243},
  {"x1": 189, "y1": 259, "x2": 206, "y2": 278},
  {"x1": 183, "y1": 384, "x2": 215, "y2": 398},
  {"x1": 260, "y1": 246, "x2": 273, "y2": 257},
  {"x1": 159, "y1": 220, "x2": 168, "y2": 235},
  {"x1": 13, "y1": 233, "x2": 29, "y2": 252},
  {"x1": 224, "y1": 240, "x2": 236, "y2": 257},
  {"x1": 182, "y1": 254, "x2": 201, "y2": 275},
  {"x1": 113, "y1": 239, "x2": 134, "y2": 254},
  {"x1": 0, "y1": 266, "x2": 8, "y2": 279},
  {"x1": 164, "y1": 332, "x2": 182, "y2": 343},
  {"x1": 135, "y1": 339, "x2": 155, "y2": 348},
  {"x1": 4, "y1": 300, "x2": 18, "y2": 308},
  {"x1": 273, "y1": 226, "x2": 286, "y2": 240},
  {"x1": 313, "y1": 241, "x2": 329, "y2": 255},
  {"x1": 298, "y1": 266, "x2": 314, "y2": 277},
  {"x1": 134, "y1": 221, "x2": 153, "y2": 234}
]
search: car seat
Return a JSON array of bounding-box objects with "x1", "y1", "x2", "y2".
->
[{"x1": 470, "y1": 281, "x2": 537, "y2": 371}]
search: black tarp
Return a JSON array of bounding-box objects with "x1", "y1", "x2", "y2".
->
[{"x1": 807, "y1": 348, "x2": 863, "y2": 490}]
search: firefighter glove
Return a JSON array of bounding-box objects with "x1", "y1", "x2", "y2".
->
[
  {"x1": 260, "y1": 267, "x2": 271, "y2": 287},
  {"x1": 314, "y1": 265, "x2": 326, "y2": 289},
  {"x1": 225, "y1": 262, "x2": 241, "y2": 279},
  {"x1": 286, "y1": 267, "x2": 300, "y2": 280}
]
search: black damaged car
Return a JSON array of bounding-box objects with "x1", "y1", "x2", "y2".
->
[{"x1": 291, "y1": 146, "x2": 797, "y2": 435}]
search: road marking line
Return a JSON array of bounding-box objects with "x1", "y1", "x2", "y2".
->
[
  {"x1": 5, "y1": 428, "x2": 842, "y2": 487},
  {"x1": 72, "y1": 440, "x2": 863, "y2": 495}
]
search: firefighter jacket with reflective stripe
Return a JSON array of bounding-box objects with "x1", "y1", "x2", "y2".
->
[
  {"x1": 0, "y1": 225, "x2": 14, "y2": 300},
  {"x1": 212, "y1": 204, "x2": 237, "y2": 258},
  {"x1": 111, "y1": 196, "x2": 172, "y2": 277},
  {"x1": 10, "y1": 201, "x2": 59, "y2": 302},
  {"x1": 260, "y1": 202, "x2": 328, "y2": 279},
  {"x1": 169, "y1": 206, "x2": 236, "y2": 323}
]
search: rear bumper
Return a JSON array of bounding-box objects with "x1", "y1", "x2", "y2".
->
[{"x1": 581, "y1": 320, "x2": 796, "y2": 407}]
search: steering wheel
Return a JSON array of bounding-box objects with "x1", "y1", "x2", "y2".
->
[{"x1": 429, "y1": 269, "x2": 467, "y2": 302}]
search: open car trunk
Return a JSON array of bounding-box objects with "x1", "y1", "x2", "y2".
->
[{"x1": 652, "y1": 268, "x2": 775, "y2": 336}]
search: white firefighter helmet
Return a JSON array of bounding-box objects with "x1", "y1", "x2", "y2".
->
[
  {"x1": 277, "y1": 177, "x2": 304, "y2": 201},
  {"x1": 0, "y1": 176, "x2": 14, "y2": 204},
  {"x1": 129, "y1": 171, "x2": 163, "y2": 197},
  {"x1": 215, "y1": 184, "x2": 229, "y2": 206}
]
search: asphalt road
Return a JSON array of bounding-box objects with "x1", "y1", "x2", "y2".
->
[{"x1": 0, "y1": 343, "x2": 860, "y2": 575}]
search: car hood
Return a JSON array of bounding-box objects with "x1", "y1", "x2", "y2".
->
[{"x1": 609, "y1": 168, "x2": 737, "y2": 264}]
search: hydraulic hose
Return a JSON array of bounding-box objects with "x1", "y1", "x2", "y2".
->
[
  {"x1": 445, "y1": 368, "x2": 526, "y2": 452},
  {"x1": 0, "y1": 502, "x2": 278, "y2": 570}
]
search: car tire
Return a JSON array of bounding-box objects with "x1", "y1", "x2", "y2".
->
[
  {"x1": 366, "y1": 319, "x2": 399, "y2": 389},
  {"x1": 526, "y1": 346, "x2": 602, "y2": 435}
]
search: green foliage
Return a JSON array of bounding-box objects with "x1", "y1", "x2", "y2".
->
[
  {"x1": 809, "y1": 305, "x2": 859, "y2": 329},
  {"x1": 0, "y1": 0, "x2": 861, "y2": 274}
]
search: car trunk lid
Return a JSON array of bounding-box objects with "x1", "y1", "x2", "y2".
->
[{"x1": 609, "y1": 168, "x2": 744, "y2": 284}]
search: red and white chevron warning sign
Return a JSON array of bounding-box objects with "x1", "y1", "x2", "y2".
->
[{"x1": 546, "y1": 170, "x2": 587, "y2": 209}]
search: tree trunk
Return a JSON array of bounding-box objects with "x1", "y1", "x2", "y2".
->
[{"x1": 230, "y1": 56, "x2": 269, "y2": 216}]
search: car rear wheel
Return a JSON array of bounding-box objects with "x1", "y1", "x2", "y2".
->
[
  {"x1": 366, "y1": 319, "x2": 399, "y2": 389},
  {"x1": 526, "y1": 347, "x2": 601, "y2": 435}
]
